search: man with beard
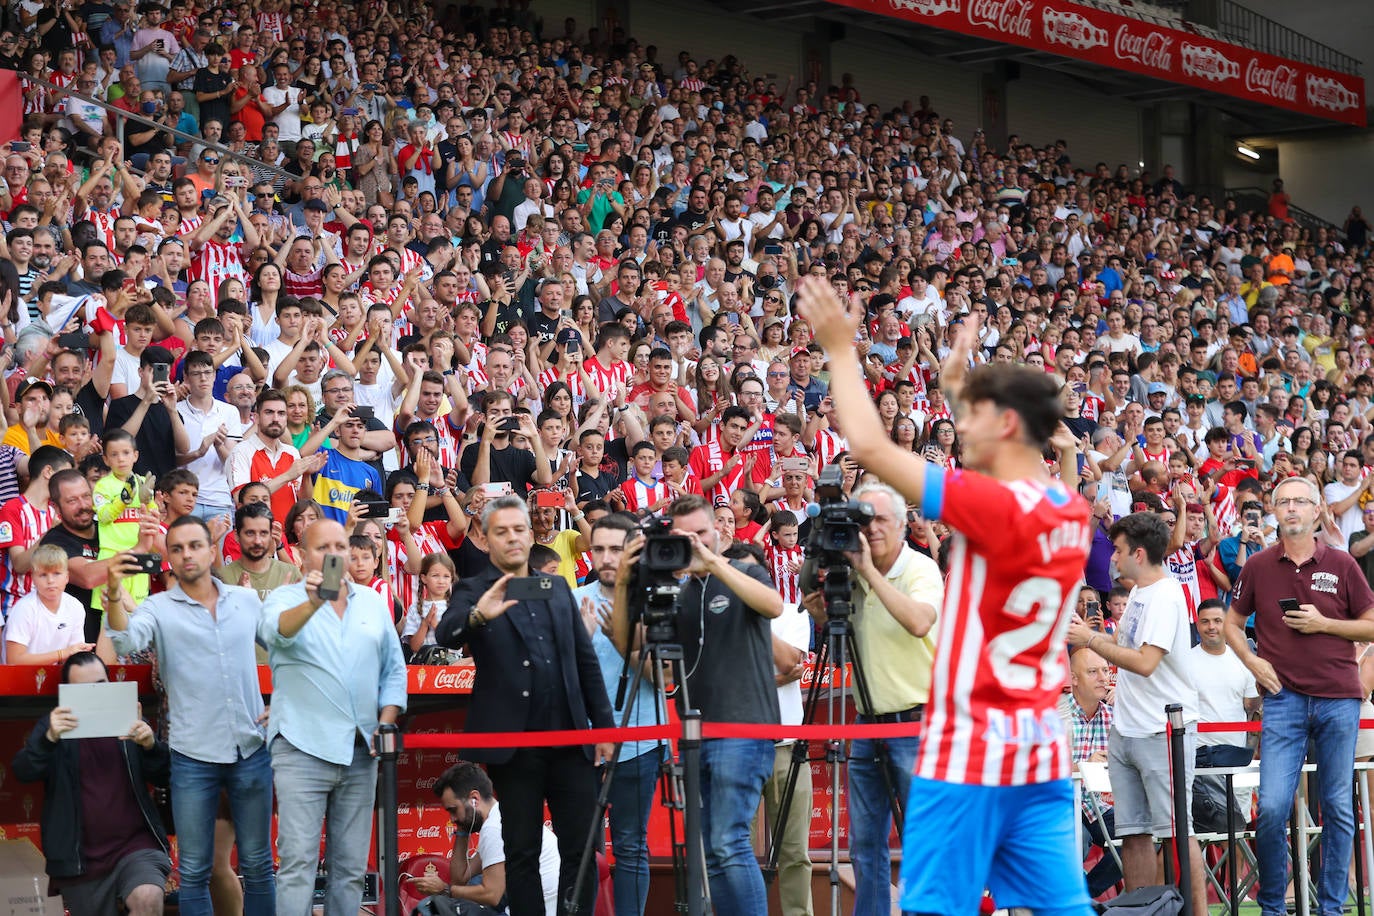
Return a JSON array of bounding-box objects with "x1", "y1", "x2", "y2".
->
[
  {"x1": 105, "y1": 516, "x2": 276, "y2": 916},
  {"x1": 215, "y1": 500, "x2": 301, "y2": 608},
  {"x1": 0, "y1": 379, "x2": 63, "y2": 504},
  {"x1": 40, "y1": 469, "x2": 156, "y2": 642},
  {"x1": 226, "y1": 388, "x2": 324, "y2": 526},
  {"x1": 572, "y1": 513, "x2": 664, "y2": 916}
]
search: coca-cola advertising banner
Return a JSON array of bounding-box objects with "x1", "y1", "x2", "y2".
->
[{"x1": 833, "y1": 0, "x2": 1366, "y2": 126}]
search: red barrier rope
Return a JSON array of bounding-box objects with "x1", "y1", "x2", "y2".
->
[
  {"x1": 403, "y1": 721, "x2": 922, "y2": 749},
  {"x1": 400, "y1": 718, "x2": 1374, "y2": 750}
]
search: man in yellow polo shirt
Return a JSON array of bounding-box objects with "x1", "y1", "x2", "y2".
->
[{"x1": 0, "y1": 378, "x2": 65, "y2": 503}]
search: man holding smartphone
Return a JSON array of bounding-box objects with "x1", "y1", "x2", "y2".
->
[
  {"x1": 1227, "y1": 476, "x2": 1374, "y2": 916},
  {"x1": 437, "y1": 495, "x2": 614, "y2": 916},
  {"x1": 260, "y1": 519, "x2": 407, "y2": 916},
  {"x1": 104, "y1": 516, "x2": 275, "y2": 916}
]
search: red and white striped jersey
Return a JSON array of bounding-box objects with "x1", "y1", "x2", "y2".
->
[
  {"x1": 188, "y1": 239, "x2": 247, "y2": 308},
  {"x1": 178, "y1": 214, "x2": 204, "y2": 237},
  {"x1": 584, "y1": 356, "x2": 633, "y2": 402},
  {"x1": 365, "y1": 575, "x2": 395, "y2": 621},
  {"x1": 0, "y1": 496, "x2": 58, "y2": 616},
  {"x1": 401, "y1": 410, "x2": 462, "y2": 469},
  {"x1": 689, "y1": 439, "x2": 770, "y2": 507},
  {"x1": 536, "y1": 368, "x2": 588, "y2": 407},
  {"x1": 1165, "y1": 543, "x2": 1201, "y2": 623},
  {"x1": 283, "y1": 264, "x2": 323, "y2": 299},
  {"x1": 387, "y1": 523, "x2": 446, "y2": 612},
  {"x1": 618, "y1": 476, "x2": 670, "y2": 514},
  {"x1": 391, "y1": 246, "x2": 425, "y2": 277},
  {"x1": 917, "y1": 468, "x2": 1091, "y2": 787},
  {"x1": 85, "y1": 207, "x2": 121, "y2": 250},
  {"x1": 812, "y1": 428, "x2": 848, "y2": 472},
  {"x1": 255, "y1": 11, "x2": 285, "y2": 40},
  {"x1": 765, "y1": 540, "x2": 804, "y2": 606},
  {"x1": 1081, "y1": 394, "x2": 1105, "y2": 422}
]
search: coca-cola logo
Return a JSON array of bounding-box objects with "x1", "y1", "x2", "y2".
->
[
  {"x1": 433, "y1": 668, "x2": 475, "y2": 691},
  {"x1": 414, "y1": 777, "x2": 438, "y2": 790},
  {"x1": 968, "y1": 0, "x2": 1032, "y2": 39},
  {"x1": 1180, "y1": 42, "x2": 1240, "y2": 83},
  {"x1": 1114, "y1": 25, "x2": 1173, "y2": 72},
  {"x1": 1244, "y1": 58, "x2": 1298, "y2": 103},
  {"x1": 416, "y1": 826, "x2": 443, "y2": 838},
  {"x1": 1305, "y1": 74, "x2": 1359, "y2": 112},
  {"x1": 889, "y1": 0, "x2": 959, "y2": 15},
  {"x1": 397, "y1": 803, "x2": 412, "y2": 815},
  {"x1": 1041, "y1": 7, "x2": 1107, "y2": 51}
]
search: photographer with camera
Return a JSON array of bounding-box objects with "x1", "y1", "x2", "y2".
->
[
  {"x1": 800, "y1": 481, "x2": 942, "y2": 916},
  {"x1": 437, "y1": 495, "x2": 615, "y2": 916},
  {"x1": 610, "y1": 494, "x2": 783, "y2": 916}
]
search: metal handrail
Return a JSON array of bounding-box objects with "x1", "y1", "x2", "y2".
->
[
  {"x1": 1133, "y1": 0, "x2": 1361, "y2": 74},
  {"x1": 22, "y1": 72, "x2": 296, "y2": 182},
  {"x1": 1224, "y1": 185, "x2": 1346, "y2": 239}
]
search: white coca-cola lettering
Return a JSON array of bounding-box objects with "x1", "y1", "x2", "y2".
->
[
  {"x1": 1244, "y1": 58, "x2": 1298, "y2": 102},
  {"x1": 397, "y1": 803, "x2": 412, "y2": 815},
  {"x1": 1114, "y1": 25, "x2": 1173, "y2": 71},
  {"x1": 1041, "y1": 7, "x2": 1107, "y2": 50},
  {"x1": 1305, "y1": 74, "x2": 1359, "y2": 111},
  {"x1": 414, "y1": 776, "x2": 438, "y2": 789},
  {"x1": 968, "y1": 0, "x2": 1032, "y2": 39},
  {"x1": 416, "y1": 826, "x2": 443, "y2": 838},
  {"x1": 433, "y1": 668, "x2": 474, "y2": 690},
  {"x1": 1180, "y1": 43, "x2": 1240, "y2": 83},
  {"x1": 889, "y1": 0, "x2": 959, "y2": 15}
]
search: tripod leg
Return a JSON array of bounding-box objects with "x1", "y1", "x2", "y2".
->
[{"x1": 764, "y1": 639, "x2": 828, "y2": 883}]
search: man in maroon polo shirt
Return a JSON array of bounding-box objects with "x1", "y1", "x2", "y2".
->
[{"x1": 1226, "y1": 475, "x2": 1374, "y2": 916}]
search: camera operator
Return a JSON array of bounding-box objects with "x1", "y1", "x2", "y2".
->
[
  {"x1": 611, "y1": 494, "x2": 783, "y2": 916},
  {"x1": 572, "y1": 513, "x2": 665, "y2": 916},
  {"x1": 800, "y1": 481, "x2": 942, "y2": 916},
  {"x1": 436, "y1": 495, "x2": 614, "y2": 916}
]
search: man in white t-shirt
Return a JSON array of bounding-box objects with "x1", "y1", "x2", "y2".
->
[
  {"x1": 1068, "y1": 512, "x2": 1206, "y2": 916},
  {"x1": 1190, "y1": 599, "x2": 1260, "y2": 750},
  {"x1": 409, "y1": 761, "x2": 560, "y2": 916}
]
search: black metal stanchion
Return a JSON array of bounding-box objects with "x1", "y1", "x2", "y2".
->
[
  {"x1": 375, "y1": 723, "x2": 402, "y2": 916},
  {"x1": 1166, "y1": 704, "x2": 1193, "y2": 908}
]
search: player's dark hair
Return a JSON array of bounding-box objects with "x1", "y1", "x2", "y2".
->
[
  {"x1": 435, "y1": 760, "x2": 494, "y2": 801},
  {"x1": 959, "y1": 364, "x2": 1064, "y2": 447}
]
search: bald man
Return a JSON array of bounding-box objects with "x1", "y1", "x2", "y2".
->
[
  {"x1": 1062, "y1": 646, "x2": 1121, "y2": 897},
  {"x1": 260, "y1": 519, "x2": 407, "y2": 915}
]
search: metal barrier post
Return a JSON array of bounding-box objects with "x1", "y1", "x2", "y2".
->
[{"x1": 374, "y1": 724, "x2": 402, "y2": 916}]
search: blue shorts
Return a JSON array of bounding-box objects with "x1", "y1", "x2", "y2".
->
[{"x1": 899, "y1": 776, "x2": 1093, "y2": 916}]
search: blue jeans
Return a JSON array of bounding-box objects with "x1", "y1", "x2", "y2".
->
[
  {"x1": 170, "y1": 745, "x2": 276, "y2": 916},
  {"x1": 1256, "y1": 689, "x2": 1359, "y2": 916},
  {"x1": 605, "y1": 746, "x2": 664, "y2": 916},
  {"x1": 271, "y1": 737, "x2": 377, "y2": 916},
  {"x1": 848, "y1": 733, "x2": 916, "y2": 916},
  {"x1": 699, "y1": 738, "x2": 772, "y2": 916}
]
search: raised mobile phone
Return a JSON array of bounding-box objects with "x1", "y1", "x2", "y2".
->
[
  {"x1": 129, "y1": 553, "x2": 161, "y2": 575},
  {"x1": 481, "y1": 482, "x2": 513, "y2": 498},
  {"x1": 535, "y1": 491, "x2": 563, "y2": 509},
  {"x1": 506, "y1": 576, "x2": 555, "y2": 601},
  {"x1": 358, "y1": 500, "x2": 390, "y2": 519},
  {"x1": 151, "y1": 363, "x2": 170, "y2": 385},
  {"x1": 317, "y1": 554, "x2": 344, "y2": 601}
]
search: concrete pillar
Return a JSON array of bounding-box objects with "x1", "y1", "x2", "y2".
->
[{"x1": 980, "y1": 61, "x2": 1014, "y2": 149}]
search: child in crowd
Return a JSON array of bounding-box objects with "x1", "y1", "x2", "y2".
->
[
  {"x1": 3, "y1": 545, "x2": 112, "y2": 664},
  {"x1": 401, "y1": 553, "x2": 456, "y2": 654},
  {"x1": 93, "y1": 429, "x2": 158, "y2": 609}
]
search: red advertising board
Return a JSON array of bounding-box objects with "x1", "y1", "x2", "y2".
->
[{"x1": 828, "y1": 0, "x2": 1366, "y2": 126}]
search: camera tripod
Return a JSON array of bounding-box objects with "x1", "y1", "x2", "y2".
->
[
  {"x1": 567, "y1": 636, "x2": 710, "y2": 916},
  {"x1": 764, "y1": 563, "x2": 906, "y2": 916}
]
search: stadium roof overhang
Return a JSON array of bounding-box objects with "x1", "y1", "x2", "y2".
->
[{"x1": 716, "y1": 0, "x2": 1367, "y2": 134}]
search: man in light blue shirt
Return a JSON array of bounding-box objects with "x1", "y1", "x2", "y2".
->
[
  {"x1": 260, "y1": 518, "x2": 407, "y2": 916},
  {"x1": 104, "y1": 515, "x2": 275, "y2": 916},
  {"x1": 572, "y1": 514, "x2": 665, "y2": 916}
]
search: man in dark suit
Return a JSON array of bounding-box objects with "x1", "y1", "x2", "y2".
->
[{"x1": 438, "y1": 494, "x2": 615, "y2": 916}]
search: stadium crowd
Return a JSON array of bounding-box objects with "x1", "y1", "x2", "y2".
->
[{"x1": 0, "y1": 0, "x2": 1370, "y2": 912}]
